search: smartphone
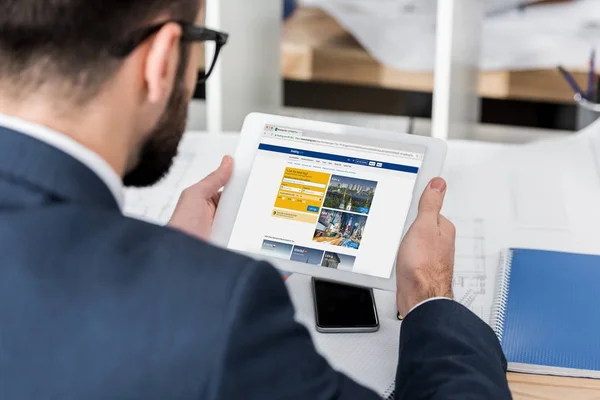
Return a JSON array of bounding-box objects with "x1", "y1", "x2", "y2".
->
[{"x1": 312, "y1": 277, "x2": 379, "y2": 333}]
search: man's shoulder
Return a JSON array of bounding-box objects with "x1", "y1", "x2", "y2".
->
[
  {"x1": 69, "y1": 208, "x2": 273, "y2": 318},
  {"x1": 8, "y1": 204, "x2": 279, "y2": 320},
  {"x1": 104, "y1": 210, "x2": 257, "y2": 273},
  {"x1": 29, "y1": 205, "x2": 262, "y2": 287}
]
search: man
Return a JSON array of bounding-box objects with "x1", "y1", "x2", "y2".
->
[{"x1": 0, "y1": 1, "x2": 512, "y2": 399}]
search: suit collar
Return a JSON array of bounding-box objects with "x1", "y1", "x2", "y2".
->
[
  {"x1": 0, "y1": 126, "x2": 120, "y2": 210},
  {"x1": 0, "y1": 113, "x2": 124, "y2": 209}
]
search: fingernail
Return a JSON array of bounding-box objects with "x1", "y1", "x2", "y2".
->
[{"x1": 430, "y1": 178, "x2": 446, "y2": 192}]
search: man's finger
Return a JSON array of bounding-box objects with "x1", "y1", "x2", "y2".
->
[
  {"x1": 210, "y1": 191, "x2": 223, "y2": 207},
  {"x1": 417, "y1": 177, "x2": 447, "y2": 221},
  {"x1": 439, "y1": 215, "x2": 456, "y2": 238},
  {"x1": 187, "y1": 156, "x2": 233, "y2": 198}
]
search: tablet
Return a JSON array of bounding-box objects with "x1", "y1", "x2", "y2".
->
[{"x1": 212, "y1": 113, "x2": 447, "y2": 291}]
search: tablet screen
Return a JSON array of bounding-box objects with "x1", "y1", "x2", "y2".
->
[{"x1": 227, "y1": 124, "x2": 425, "y2": 279}]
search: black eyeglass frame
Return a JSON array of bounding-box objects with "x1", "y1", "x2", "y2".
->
[{"x1": 110, "y1": 21, "x2": 229, "y2": 82}]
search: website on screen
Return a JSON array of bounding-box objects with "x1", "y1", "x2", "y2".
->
[{"x1": 227, "y1": 125, "x2": 425, "y2": 279}]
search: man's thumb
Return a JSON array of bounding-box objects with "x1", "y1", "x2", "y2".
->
[
  {"x1": 196, "y1": 156, "x2": 233, "y2": 196},
  {"x1": 418, "y1": 177, "x2": 447, "y2": 219}
]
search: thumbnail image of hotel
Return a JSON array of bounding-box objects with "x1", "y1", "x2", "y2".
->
[
  {"x1": 290, "y1": 246, "x2": 325, "y2": 265},
  {"x1": 313, "y1": 209, "x2": 367, "y2": 249},
  {"x1": 321, "y1": 251, "x2": 356, "y2": 271},
  {"x1": 323, "y1": 175, "x2": 377, "y2": 215},
  {"x1": 260, "y1": 239, "x2": 294, "y2": 260}
]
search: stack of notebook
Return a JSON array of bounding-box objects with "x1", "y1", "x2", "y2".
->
[{"x1": 490, "y1": 248, "x2": 600, "y2": 378}]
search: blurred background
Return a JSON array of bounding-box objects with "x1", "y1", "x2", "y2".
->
[{"x1": 188, "y1": 0, "x2": 600, "y2": 143}]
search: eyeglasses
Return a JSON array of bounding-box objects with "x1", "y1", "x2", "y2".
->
[{"x1": 111, "y1": 21, "x2": 229, "y2": 83}]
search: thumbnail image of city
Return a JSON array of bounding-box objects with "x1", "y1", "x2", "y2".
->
[
  {"x1": 323, "y1": 175, "x2": 378, "y2": 215},
  {"x1": 290, "y1": 246, "x2": 325, "y2": 265},
  {"x1": 321, "y1": 251, "x2": 356, "y2": 272},
  {"x1": 260, "y1": 239, "x2": 293, "y2": 260},
  {"x1": 313, "y1": 209, "x2": 367, "y2": 249}
]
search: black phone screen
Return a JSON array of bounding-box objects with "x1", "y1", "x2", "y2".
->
[{"x1": 313, "y1": 278, "x2": 378, "y2": 328}]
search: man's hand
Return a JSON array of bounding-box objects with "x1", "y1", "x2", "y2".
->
[
  {"x1": 396, "y1": 177, "x2": 456, "y2": 317},
  {"x1": 168, "y1": 156, "x2": 233, "y2": 241}
]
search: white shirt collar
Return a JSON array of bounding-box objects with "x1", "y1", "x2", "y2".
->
[{"x1": 0, "y1": 113, "x2": 124, "y2": 210}]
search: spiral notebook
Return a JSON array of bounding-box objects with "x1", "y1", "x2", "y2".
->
[{"x1": 490, "y1": 248, "x2": 600, "y2": 379}]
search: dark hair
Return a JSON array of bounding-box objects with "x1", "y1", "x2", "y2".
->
[{"x1": 0, "y1": 0, "x2": 200, "y2": 101}]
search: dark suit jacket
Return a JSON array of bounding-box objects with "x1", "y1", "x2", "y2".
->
[{"x1": 0, "y1": 126, "x2": 512, "y2": 399}]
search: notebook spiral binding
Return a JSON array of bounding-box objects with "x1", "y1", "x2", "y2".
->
[
  {"x1": 383, "y1": 382, "x2": 395, "y2": 399},
  {"x1": 489, "y1": 249, "x2": 513, "y2": 344}
]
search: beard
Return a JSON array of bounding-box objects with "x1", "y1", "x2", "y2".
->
[{"x1": 123, "y1": 69, "x2": 190, "y2": 188}]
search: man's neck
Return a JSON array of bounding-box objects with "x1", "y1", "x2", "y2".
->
[{"x1": 0, "y1": 97, "x2": 132, "y2": 178}]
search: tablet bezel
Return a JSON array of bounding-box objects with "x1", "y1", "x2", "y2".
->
[{"x1": 212, "y1": 113, "x2": 447, "y2": 291}]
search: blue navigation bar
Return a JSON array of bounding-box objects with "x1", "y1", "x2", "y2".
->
[{"x1": 258, "y1": 144, "x2": 419, "y2": 174}]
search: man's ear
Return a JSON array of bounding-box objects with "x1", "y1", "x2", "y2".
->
[{"x1": 144, "y1": 22, "x2": 182, "y2": 104}]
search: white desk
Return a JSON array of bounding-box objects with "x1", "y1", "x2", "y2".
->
[{"x1": 124, "y1": 128, "x2": 600, "y2": 400}]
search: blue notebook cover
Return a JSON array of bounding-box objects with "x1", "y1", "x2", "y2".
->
[{"x1": 491, "y1": 248, "x2": 600, "y2": 378}]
